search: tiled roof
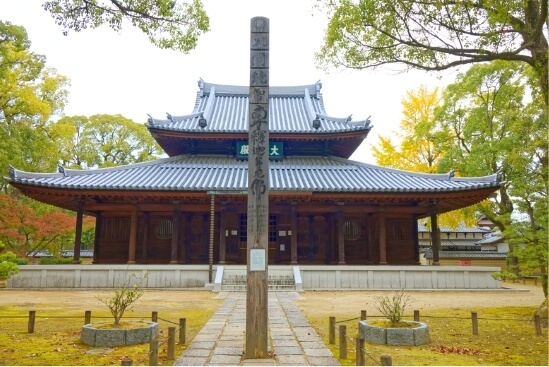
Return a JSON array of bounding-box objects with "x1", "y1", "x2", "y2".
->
[
  {"x1": 476, "y1": 235, "x2": 504, "y2": 244},
  {"x1": 147, "y1": 80, "x2": 372, "y2": 134},
  {"x1": 418, "y1": 222, "x2": 491, "y2": 233},
  {"x1": 423, "y1": 250, "x2": 508, "y2": 259},
  {"x1": 9, "y1": 155, "x2": 501, "y2": 194}
]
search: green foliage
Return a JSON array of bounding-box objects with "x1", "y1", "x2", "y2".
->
[
  {"x1": 39, "y1": 257, "x2": 77, "y2": 265},
  {"x1": 97, "y1": 272, "x2": 147, "y2": 325},
  {"x1": 0, "y1": 20, "x2": 70, "y2": 190},
  {"x1": 492, "y1": 271, "x2": 517, "y2": 281},
  {"x1": 0, "y1": 251, "x2": 19, "y2": 279},
  {"x1": 435, "y1": 60, "x2": 548, "y2": 296},
  {"x1": 316, "y1": 0, "x2": 548, "y2": 104},
  {"x1": 50, "y1": 114, "x2": 163, "y2": 169},
  {"x1": 42, "y1": 0, "x2": 210, "y2": 53},
  {"x1": 372, "y1": 289, "x2": 412, "y2": 326},
  {"x1": 13, "y1": 257, "x2": 28, "y2": 265}
]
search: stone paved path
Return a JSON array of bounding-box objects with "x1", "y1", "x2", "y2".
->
[{"x1": 174, "y1": 292, "x2": 340, "y2": 366}]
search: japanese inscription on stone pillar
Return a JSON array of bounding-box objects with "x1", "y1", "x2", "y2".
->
[{"x1": 246, "y1": 16, "x2": 269, "y2": 359}]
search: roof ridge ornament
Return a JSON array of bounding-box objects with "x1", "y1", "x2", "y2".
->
[
  {"x1": 8, "y1": 164, "x2": 15, "y2": 179},
  {"x1": 57, "y1": 164, "x2": 67, "y2": 177}
]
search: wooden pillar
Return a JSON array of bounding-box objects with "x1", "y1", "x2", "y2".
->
[
  {"x1": 128, "y1": 207, "x2": 137, "y2": 264},
  {"x1": 180, "y1": 214, "x2": 190, "y2": 263},
  {"x1": 92, "y1": 212, "x2": 101, "y2": 264},
  {"x1": 246, "y1": 16, "x2": 269, "y2": 359},
  {"x1": 430, "y1": 210, "x2": 441, "y2": 265},
  {"x1": 290, "y1": 202, "x2": 298, "y2": 264},
  {"x1": 170, "y1": 208, "x2": 180, "y2": 264},
  {"x1": 379, "y1": 211, "x2": 387, "y2": 265},
  {"x1": 219, "y1": 202, "x2": 227, "y2": 264},
  {"x1": 337, "y1": 203, "x2": 346, "y2": 265},
  {"x1": 141, "y1": 212, "x2": 150, "y2": 263},
  {"x1": 72, "y1": 198, "x2": 84, "y2": 264}
]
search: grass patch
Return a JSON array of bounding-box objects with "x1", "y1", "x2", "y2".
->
[
  {"x1": 0, "y1": 291, "x2": 221, "y2": 366},
  {"x1": 300, "y1": 306, "x2": 548, "y2": 366}
]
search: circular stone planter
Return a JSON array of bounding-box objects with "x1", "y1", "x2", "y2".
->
[
  {"x1": 359, "y1": 320, "x2": 429, "y2": 346},
  {"x1": 81, "y1": 321, "x2": 158, "y2": 347}
]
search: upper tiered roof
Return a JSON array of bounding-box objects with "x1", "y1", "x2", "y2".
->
[{"x1": 146, "y1": 80, "x2": 372, "y2": 158}]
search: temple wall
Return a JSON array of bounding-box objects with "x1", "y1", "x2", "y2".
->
[{"x1": 6, "y1": 265, "x2": 501, "y2": 289}]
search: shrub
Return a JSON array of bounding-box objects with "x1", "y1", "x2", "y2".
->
[
  {"x1": 0, "y1": 251, "x2": 20, "y2": 280},
  {"x1": 14, "y1": 257, "x2": 28, "y2": 265},
  {"x1": 97, "y1": 272, "x2": 147, "y2": 325},
  {"x1": 39, "y1": 257, "x2": 79, "y2": 265},
  {"x1": 492, "y1": 271, "x2": 517, "y2": 281},
  {"x1": 373, "y1": 289, "x2": 412, "y2": 326}
]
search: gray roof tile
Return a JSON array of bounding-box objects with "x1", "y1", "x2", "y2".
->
[
  {"x1": 147, "y1": 80, "x2": 372, "y2": 134},
  {"x1": 9, "y1": 155, "x2": 500, "y2": 194}
]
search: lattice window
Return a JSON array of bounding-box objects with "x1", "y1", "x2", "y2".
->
[
  {"x1": 100, "y1": 218, "x2": 129, "y2": 240},
  {"x1": 155, "y1": 219, "x2": 173, "y2": 240},
  {"x1": 269, "y1": 215, "x2": 278, "y2": 242},
  {"x1": 239, "y1": 214, "x2": 247, "y2": 242},
  {"x1": 238, "y1": 214, "x2": 277, "y2": 242},
  {"x1": 344, "y1": 221, "x2": 361, "y2": 240}
]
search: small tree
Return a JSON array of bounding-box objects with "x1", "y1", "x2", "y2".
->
[
  {"x1": 96, "y1": 272, "x2": 147, "y2": 325},
  {"x1": 373, "y1": 289, "x2": 412, "y2": 326}
]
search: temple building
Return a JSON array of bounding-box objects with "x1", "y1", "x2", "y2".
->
[{"x1": 8, "y1": 79, "x2": 502, "y2": 267}]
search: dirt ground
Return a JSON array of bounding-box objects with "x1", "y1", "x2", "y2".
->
[{"x1": 0, "y1": 283, "x2": 545, "y2": 314}]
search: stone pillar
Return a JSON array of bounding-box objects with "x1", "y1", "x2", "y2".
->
[
  {"x1": 219, "y1": 202, "x2": 227, "y2": 264},
  {"x1": 170, "y1": 208, "x2": 180, "y2": 264},
  {"x1": 290, "y1": 202, "x2": 298, "y2": 264},
  {"x1": 128, "y1": 207, "x2": 137, "y2": 264},
  {"x1": 72, "y1": 198, "x2": 84, "y2": 264},
  {"x1": 246, "y1": 16, "x2": 270, "y2": 360},
  {"x1": 379, "y1": 211, "x2": 387, "y2": 265},
  {"x1": 337, "y1": 203, "x2": 346, "y2": 265}
]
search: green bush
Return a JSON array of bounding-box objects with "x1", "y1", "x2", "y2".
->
[
  {"x1": 492, "y1": 271, "x2": 517, "y2": 281},
  {"x1": 0, "y1": 251, "x2": 20, "y2": 280},
  {"x1": 39, "y1": 257, "x2": 79, "y2": 265},
  {"x1": 14, "y1": 257, "x2": 29, "y2": 265}
]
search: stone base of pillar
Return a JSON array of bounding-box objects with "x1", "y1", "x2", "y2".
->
[
  {"x1": 338, "y1": 261, "x2": 346, "y2": 265},
  {"x1": 127, "y1": 261, "x2": 136, "y2": 264},
  {"x1": 169, "y1": 261, "x2": 178, "y2": 264}
]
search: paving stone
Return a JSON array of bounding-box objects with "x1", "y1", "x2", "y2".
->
[
  {"x1": 276, "y1": 355, "x2": 308, "y2": 365},
  {"x1": 173, "y1": 356, "x2": 208, "y2": 366},
  {"x1": 304, "y1": 348, "x2": 335, "y2": 357},
  {"x1": 272, "y1": 339, "x2": 299, "y2": 347},
  {"x1": 209, "y1": 354, "x2": 242, "y2": 365},
  {"x1": 273, "y1": 346, "x2": 302, "y2": 355},
  {"x1": 300, "y1": 341, "x2": 327, "y2": 349},
  {"x1": 187, "y1": 341, "x2": 216, "y2": 349},
  {"x1": 216, "y1": 339, "x2": 244, "y2": 348},
  {"x1": 191, "y1": 333, "x2": 220, "y2": 342},
  {"x1": 182, "y1": 348, "x2": 211, "y2": 357},
  {"x1": 213, "y1": 346, "x2": 243, "y2": 355},
  {"x1": 307, "y1": 356, "x2": 341, "y2": 366}
]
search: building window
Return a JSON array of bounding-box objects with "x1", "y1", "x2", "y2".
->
[
  {"x1": 239, "y1": 214, "x2": 278, "y2": 242},
  {"x1": 239, "y1": 214, "x2": 247, "y2": 241},
  {"x1": 344, "y1": 221, "x2": 361, "y2": 240},
  {"x1": 269, "y1": 215, "x2": 278, "y2": 242},
  {"x1": 155, "y1": 219, "x2": 173, "y2": 240}
]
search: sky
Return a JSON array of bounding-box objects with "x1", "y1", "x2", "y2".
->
[{"x1": 0, "y1": 0, "x2": 459, "y2": 164}]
